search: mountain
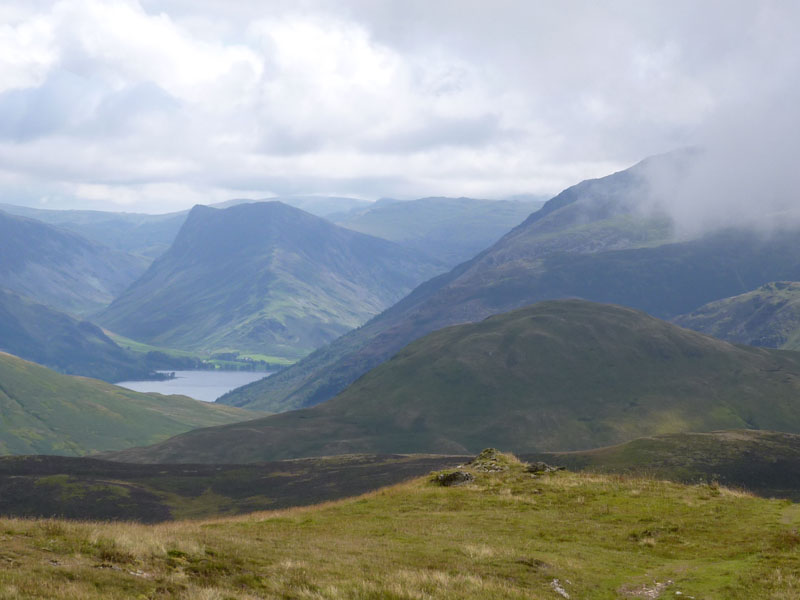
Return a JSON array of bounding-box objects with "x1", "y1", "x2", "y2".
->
[
  {"x1": 334, "y1": 196, "x2": 544, "y2": 266},
  {"x1": 221, "y1": 152, "x2": 800, "y2": 412},
  {"x1": 110, "y1": 300, "x2": 800, "y2": 463},
  {"x1": 674, "y1": 281, "x2": 800, "y2": 349},
  {"x1": 0, "y1": 287, "x2": 153, "y2": 381},
  {"x1": 0, "y1": 203, "x2": 186, "y2": 260},
  {"x1": 98, "y1": 202, "x2": 445, "y2": 359},
  {"x1": 0, "y1": 209, "x2": 148, "y2": 314},
  {"x1": 0, "y1": 352, "x2": 256, "y2": 456},
  {"x1": 2, "y1": 456, "x2": 796, "y2": 598}
]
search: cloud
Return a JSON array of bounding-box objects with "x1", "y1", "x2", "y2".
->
[{"x1": 0, "y1": 0, "x2": 798, "y2": 213}]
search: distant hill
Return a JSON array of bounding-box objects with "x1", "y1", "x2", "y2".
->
[
  {"x1": 221, "y1": 152, "x2": 800, "y2": 412},
  {"x1": 674, "y1": 281, "x2": 800, "y2": 349},
  {"x1": 0, "y1": 197, "x2": 368, "y2": 262},
  {"x1": 0, "y1": 352, "x2": 256, "y2": 456},
  {"x1": 0, "y1": 288, "x2": 152, "y2": 381},
  {"x1": 334, "y1": 196, "x2": 543, "y2": 266},
  {"x1": 0, "y1": 210, "x2": 148, "y2": 314},
  {"x1": 0, "y1": 203, "x2": 186, "y2": 260},
  {"x1": 212, "y1": 196, "x2": 371, "y2": 218},
  {"x1": 98, "y1": 202, "x2": 445, "y2": 359},
  {"x1": 111, "y1": 300, "x2": 800, "y2": 463}
]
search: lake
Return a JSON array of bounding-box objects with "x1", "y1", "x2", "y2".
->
[{"x1": 116, "y1": 370, "x2": 270, "y2": 402}]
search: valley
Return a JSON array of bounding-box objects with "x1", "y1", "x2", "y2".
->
[{"x1": 3, "y1": 155, "x2": 800, "y2": 599}]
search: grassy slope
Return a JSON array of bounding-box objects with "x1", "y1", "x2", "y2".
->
[
  {"x1": 0, "y1": 352, "x2": 256, "y2": 456},
  {"x1": 335, "y1": 197, "x2": 544, "y2": 266},
  {"x1": 0, "y1": 210, "x2": 148, "y2": 315},
  {"x1": 112, "y1": 300, "x2": 800, "y2": 463},
  {"x1": 0, "y1": 459, "x2": 798, "y2": 598},
  {"x1": 0, "y1": 288, "x2": 154, "y2": 381},
  {"x1": 674, "y1": 281, "x2": 800, "y2": 349},
  {"x1": 98, "y1": 202, "x2": 445, "y2": 359}
]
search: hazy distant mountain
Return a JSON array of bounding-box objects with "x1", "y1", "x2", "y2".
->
[
  {"x1": 334, "y1": 196, "x2": 544, "y2": 266},
  {"x1": 111, "y1": 300, "x2": 800, "y2": 463},
  {"x1": 0, "y1": 197, "x2": 368, "y2": 262},
  {"x1": 0, "y1": 288, "x2": 152, "y2": 381},
  {"x1": 0, "y1": 203, "x2": 186, "y2": 260},
  {"x1": 0, "y1": 210, "x2": 148, "y2": 314},
  {"x1": 0, "y1": 352, "x2": 255, "y2": 456},
  {"x1": 674, "y1": 281, "x2": 800, "y2": 349},
  {"x1": 221, "y1": 153, "x2": 800, "y2": 412},
  {"x1": 98, "y1": 202, "x2": 445, "y2": 359},
  {"x1": 212, "y1": 196, "x2": 371, "y2": 218}
]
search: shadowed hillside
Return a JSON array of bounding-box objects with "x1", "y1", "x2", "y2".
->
[
  {"x1": 0, "y1": 287, "x2": 153, "y2": 381},
  {"x1": 0, "y1": 210, "x2": 148, "y2": 314},
  {"x1": 674, "y1": 281, "x2": 800, "y2": 349}
]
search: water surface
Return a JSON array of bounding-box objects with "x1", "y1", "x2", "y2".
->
[{"x1": 116, "y1": 370, "x2": 269, "y2": 402}]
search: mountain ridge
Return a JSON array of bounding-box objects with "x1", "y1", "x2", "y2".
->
[{"x1": 221, "y1": 152, "x2": 800, "y2": 412}]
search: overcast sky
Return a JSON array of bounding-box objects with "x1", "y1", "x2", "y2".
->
[{"x1": 0, "y1": 1, "x2": 797, "y2": 213}]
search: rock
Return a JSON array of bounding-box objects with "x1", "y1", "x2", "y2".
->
[
  {"x1": 433, "y1": 471, "x2": 474, "y2": 486},
  {"x1": 468, "y1": 448, "x2": 511, "y2": 472}
]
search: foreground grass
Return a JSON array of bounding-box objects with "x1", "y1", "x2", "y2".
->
[{"x1": 0, "y1": 455, "x2": 798, "y2": 599}]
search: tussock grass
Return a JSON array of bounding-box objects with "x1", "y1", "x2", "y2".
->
[{"x1": 0, "y1": 457, "x2": 798, "y2": 598}]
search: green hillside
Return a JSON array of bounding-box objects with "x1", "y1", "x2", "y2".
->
[
  {"x1": 112, "y1": 300, "x2": 800, "y2": 463},
  {"x1": 674, "y1": 281, "x2": 800, "y2": 349},
  {"x1": 221, "y1": 154, "x2": 800, "y2": 412},
  {"x1": 0, "y1": 352, "x2": 256, "y2": 456},
  {"x1": 526, "y1": 429, "x2": 800, "y2": 500},
  {"x1": 0, "y1": 288, "x2": 153, "y2": 381},
  {"x1": 335, "y1": 196, "x2": 543, "y2": 266},
  {"x1": 98, "y1": 202, "x2": 445, "y2": 359},
  {"x1": 0, "y1": 456, "x2": 798, "y2": 598},
  {"x1": 0, "y1": 209, "x2": 148, "y2": 315}
]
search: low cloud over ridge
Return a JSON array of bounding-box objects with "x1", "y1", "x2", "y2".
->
[{"x1": 0, "y1": 1, "x2": 798, "y2": 214}]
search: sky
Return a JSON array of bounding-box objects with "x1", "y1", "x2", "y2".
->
[{"x1": 0, "y1": 0, "x2": 798, "y2": 213}]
